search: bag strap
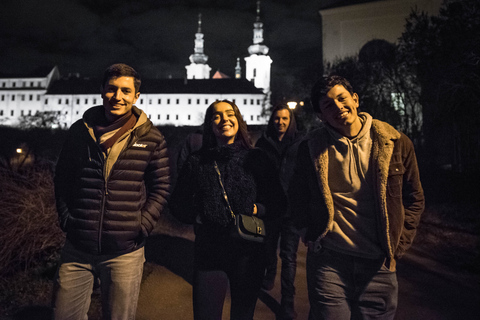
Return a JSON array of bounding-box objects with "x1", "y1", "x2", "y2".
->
[{"x1": 214, "y1": 161, "x2": 236, "y2": 221}]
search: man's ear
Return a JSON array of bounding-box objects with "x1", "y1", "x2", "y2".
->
[
  {"x1": 352, "y1": 92, "x2": 359, "y2": 106},
  {"x1": 133, "y1": 92, "x2": 140, "y2": 103}
]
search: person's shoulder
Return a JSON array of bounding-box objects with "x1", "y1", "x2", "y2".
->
[{"x1": 371, "y1": 119, "x2": 401, "y2": 140}]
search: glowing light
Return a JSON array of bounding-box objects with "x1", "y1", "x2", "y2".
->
[
  {"x1": 16, "y1": 148, "x2": 23, "y2": 154},
  {"x1": 287, "y1": 101, "x2": 297, "y2": 109}
]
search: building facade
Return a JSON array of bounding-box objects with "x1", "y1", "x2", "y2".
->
[
  {"x1": 0, "y1": 5, "x2": 271, "y2": 128},
  {"x1": 320, "y1": 0, "x2": 442, "y2": 63}
]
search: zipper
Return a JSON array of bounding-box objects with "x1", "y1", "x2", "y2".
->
[{"x1": 98, "y1": 183, "x2": 107, "y2": 254}]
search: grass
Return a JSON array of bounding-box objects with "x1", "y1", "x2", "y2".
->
[{"x1": 414, "y1": 202, "x2": 480, "y2": 274}]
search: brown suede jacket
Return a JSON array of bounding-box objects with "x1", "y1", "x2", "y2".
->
[{"x1": 289, "y1": 114, "x2": 424, "y2": 269}]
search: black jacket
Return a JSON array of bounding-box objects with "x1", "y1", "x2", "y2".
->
[
  {"x1": 170, "y1": 142, "x2": 286, "y2": 230},
  {"x1": 54, "y1": 106, "x2": 170, "y2": 255}
]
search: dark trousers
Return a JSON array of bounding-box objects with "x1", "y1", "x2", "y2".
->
[
  {"x1": 193, "y1": 229, "x2": 266, "y2": 320},
  {"x1": 264, "y1": 217, "x2": 300, "y2": 317}
]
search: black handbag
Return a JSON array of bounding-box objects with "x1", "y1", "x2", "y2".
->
[{"x1": 214, "y1": 161, "x2": 266, "y2": 243}]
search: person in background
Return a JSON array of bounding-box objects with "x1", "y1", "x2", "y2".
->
[
  {"x1": 170, "y1": 100, "x2": 286, "y2": 320},
  {"x1": 255, "y1": 103, "x2": 303, "y2": 319},
  {"x1": 53, "y1": 63, "x2": 170, "y2": 320},
  {"x1": 289, "y1": 75, "x2": 424, "y2": 319}
]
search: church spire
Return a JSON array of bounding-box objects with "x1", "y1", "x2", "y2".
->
[
  {"x1": 186, "y1": 13, "x2": 211, "y2": 79},
  {"x1": 248, "y1": 1, "x2": 269, "y2": 55},
  {"x1": 190, "y1": 13, "x2": 208, "y2": 64},
  {"x1": 245, "y1": 0, "x2": 272, "y2": 96},
  {"x1": 235, "y1": 57, "x2": 241, "y2": 79}
]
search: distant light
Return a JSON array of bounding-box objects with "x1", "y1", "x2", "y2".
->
[
  {"x1": 16, "y1": 148, "x2": 23, "y2": 154},
  {"x1": 287, "y1": 101, "x2": 297, "y2": 109},
  {"x1": 299, "y1": 101, "x2": 304, "y2": 107}
]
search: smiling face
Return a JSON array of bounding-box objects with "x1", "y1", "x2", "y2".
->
[
  {"x1": 101, "y1": 76, "x2": 140, "y2": 122},
  {"x1": 273, "y1": 108, "x2": 291, "y2": 141},
  {"x1": 211, "y1": 101, "x2": 239, "y2": 145},
  {"x1": 318, "y1": 84, "x2": 362, "y2": 138}
]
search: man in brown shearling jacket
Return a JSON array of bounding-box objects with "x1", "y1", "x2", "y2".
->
[{"x1": 289, "y1": 75, "x2": 424, "y2": 320}]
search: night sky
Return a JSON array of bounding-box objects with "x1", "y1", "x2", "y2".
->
[{"x1": 1, "y1": 0, "x2": 323, "y2": 98}]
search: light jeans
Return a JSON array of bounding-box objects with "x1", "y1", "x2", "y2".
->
[
  {"x1": 52, "y1": 241, "x2": 145, "y2": 320},
  {"x1": 307, "y1": 246, "x2": 398, "y2": 320}
]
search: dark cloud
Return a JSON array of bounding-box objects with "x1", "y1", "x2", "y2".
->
[{"x1": 1, "y1": 0, "x2": 322, "y2": 96}]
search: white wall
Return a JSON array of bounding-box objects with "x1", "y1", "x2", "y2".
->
[{"x1": 321, "y1": 0, "x2": 442, "y2": 63}]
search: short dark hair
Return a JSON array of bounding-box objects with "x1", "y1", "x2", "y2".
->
[
  {"x1": 266, "y1": 103, "x2": 297, "y2": 139},
  {"x1": 202, "y1": 100, "x2": 252, "y2": 150},
  {"x1": 310, "y1": 75, "x2": 354, "y2": 113},
  {"x1": 102, "y1": 63, "x2": 141, "y2": 93}
]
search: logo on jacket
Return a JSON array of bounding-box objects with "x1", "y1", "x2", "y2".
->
[{"x1": 133, "y1": 143, "x2": 147, "y2": 148}]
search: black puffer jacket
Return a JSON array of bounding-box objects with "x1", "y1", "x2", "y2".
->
[{"x1": 54, "y1": 106, "x2": 170, "y2": 255}]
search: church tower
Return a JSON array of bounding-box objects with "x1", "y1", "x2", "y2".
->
[
  {"x1": 244, "y1": 1, "x2": 272, "y2": 95},
  {"x1": 186, "y1": 14, "x2": 211, "y2": 79},
  {"x1": 235, "y1": 57, "x2": 242, "y2": 79}
]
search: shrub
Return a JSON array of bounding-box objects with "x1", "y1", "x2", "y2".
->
[{"x1": 0, "y1": 163, "x2": 65, "y2": 276}]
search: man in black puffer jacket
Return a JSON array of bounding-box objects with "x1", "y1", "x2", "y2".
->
[{"x1": 52, "y1": 63, "x2": 170, "y2": 320}]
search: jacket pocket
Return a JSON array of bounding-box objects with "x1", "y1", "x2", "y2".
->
[{"x1": 387, "y1": 162, "x2": 405, "y2": 198}]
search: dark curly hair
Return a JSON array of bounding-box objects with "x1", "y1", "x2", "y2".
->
[{"x1": 310, "y1": 75, "x2": 354, "y2": 113}]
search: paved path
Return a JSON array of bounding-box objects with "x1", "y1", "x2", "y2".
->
[{"x1": 136, "y1": 234, "x2": 480, "y2": 320}]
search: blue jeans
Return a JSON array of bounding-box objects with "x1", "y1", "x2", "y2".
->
[
  {"x1": 307, "y1": 246, "x2": 398, "y2": 320},
  {"x1": 52, "y1": 241, "x2": 145, "y2": 320}
]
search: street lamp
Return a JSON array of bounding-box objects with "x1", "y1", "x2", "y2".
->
[{"x1": 287, "y1": 101, "x2": 297, "y2": 109}]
